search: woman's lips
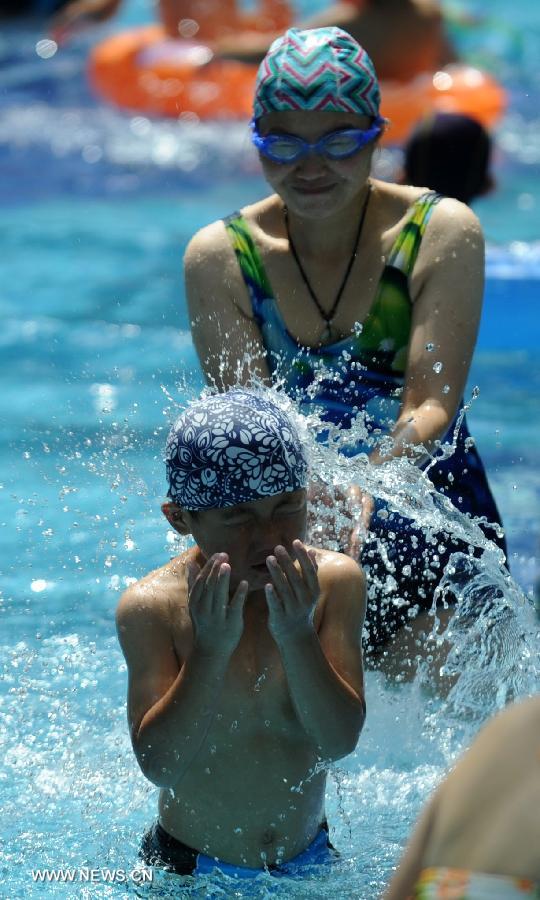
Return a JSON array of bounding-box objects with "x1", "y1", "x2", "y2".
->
[{"x1": 291, "y1": 181, "x2": 336, "y2": 195}]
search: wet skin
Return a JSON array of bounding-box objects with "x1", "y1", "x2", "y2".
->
[
  {"x1": 116, "y1": 490, "x2": 366, "y2": 867},
  {"x1": 257, "y1": 111, "x2": 376, "y2": 222}
]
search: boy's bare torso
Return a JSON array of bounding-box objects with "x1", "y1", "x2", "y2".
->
[{"x1": 133, "y1": 548, "x2": 329, "y2": 866}]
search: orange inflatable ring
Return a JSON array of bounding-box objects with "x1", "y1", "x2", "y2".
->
[
  {"x1": 380, "y1": 66, "x2": 507, "y2": 143},
  {"x1": 89, "y1": 27, "x2": 507, "y2": 139},
  {"x1": 89, "y1": 26, "x2": 259, "y2": 120}
]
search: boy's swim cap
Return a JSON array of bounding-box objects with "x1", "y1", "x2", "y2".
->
[
  {"x1": 253, "y1": 27, "x2": 381, "y2": 121},
  {"x1": 165, "y1": 390, "x2": 308, "y2": 511}
]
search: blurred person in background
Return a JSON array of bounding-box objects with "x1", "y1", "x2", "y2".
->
[
  {"x1": 22, "y1": 0, "x2": 456, "y2": 82},
  {"x1": 6, "y1": 0, "x2": 289, "y2": 44},
  {"x1": 214, "y1": 0, "x2": 457, "y2": 81},
  {"x1": 0, "y1": 0, "x2": 120, "y2": 28},
  {"x1": 402, "y1": 112, "x2": 495, "y2": 206},
  {"x1": 384, "y1": 694, "x2": 540, "y2": 899}
]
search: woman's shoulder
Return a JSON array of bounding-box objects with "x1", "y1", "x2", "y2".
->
[
  {"x1": 374, "y1": 181, "x2": 481, "y2": 254},
  {"x1": 184, "y1": 195, "x2": 278, "y2": 266},
  {"x1": 184, "y1": 217, "x2": 230, "y2": 265},
  {"x1": 375, "y1": 179, "x2": 476, "y2": 218}
]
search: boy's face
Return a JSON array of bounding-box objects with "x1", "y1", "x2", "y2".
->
[{"x1": 163, "y1": 489, "x2": 307, "y2": 591}]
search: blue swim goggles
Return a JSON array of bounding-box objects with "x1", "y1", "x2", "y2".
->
[{"x1": 250, "y1": 116, "x2": 385, "y2": 164}]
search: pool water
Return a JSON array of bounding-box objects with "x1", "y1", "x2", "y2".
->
[{"x1": 1, "y1": 2, "x2": 539, "y2": 897}]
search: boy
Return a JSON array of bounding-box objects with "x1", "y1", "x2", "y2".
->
[{"x1": 116, "y1": 389, "x2": 366, "y2": 878}]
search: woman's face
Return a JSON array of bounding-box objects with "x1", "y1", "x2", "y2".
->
[{"x1": 257, "y1": 110, "x2": 378, "y2": 219}]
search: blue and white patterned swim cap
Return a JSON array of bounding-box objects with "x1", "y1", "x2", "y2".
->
[{"x1": 165, "y1": 390, "x2": 308, "y2": 510}]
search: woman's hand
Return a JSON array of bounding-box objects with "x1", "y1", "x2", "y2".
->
[
  {"x1": 186, "y1": 553, "x2": 248, "y2": 658},
  {"x1": 307, "y1": 480, "x2": 373, "y2": 559},
  {"x1": 265, "y1": 540, "x2": 320, "y2": 644},
  {"x1": 344, "y1": 485, "x2": 374, "y2": 560}
]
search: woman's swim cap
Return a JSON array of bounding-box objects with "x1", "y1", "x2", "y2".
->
[
  {"x1": 253, "y1": 27, "x2": 381, "y2": 121},
  {"x1": 165, "y1": 389, "x2": 308, "y2": 510}
]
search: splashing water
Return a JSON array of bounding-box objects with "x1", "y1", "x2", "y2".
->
[{"x1": 281, "y1": 380, "x2": 538, "y2": 706}]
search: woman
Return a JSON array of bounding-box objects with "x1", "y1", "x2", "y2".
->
[{"x1": 185, "y1": 27, "x2": 506, "y2": 662}]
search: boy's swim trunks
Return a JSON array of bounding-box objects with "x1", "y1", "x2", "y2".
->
[{"x1": 140, "y1": 819, "x2": 337, "y2": 879}]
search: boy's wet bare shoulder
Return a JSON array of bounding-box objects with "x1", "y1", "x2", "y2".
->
[
  {"x1": 309, "y1": 546, "x2": 366, "y2": 611},
  {"x1": 115, "y1": 547, "x2": 197, "y2": 638},
  {"x1": 310, "y1": 545, "x2": 364, "y2": 578}
]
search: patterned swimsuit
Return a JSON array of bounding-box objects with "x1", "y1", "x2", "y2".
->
[
  {"x1": 223, "y1": 192, "x2": 506, "y2": 650},
  {"x1": 415, "y1": 868, "x2": 540, "y2": 899}
]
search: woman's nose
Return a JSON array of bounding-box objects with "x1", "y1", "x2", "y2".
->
[{"x1": 295, "y1": 150, "x2": 328, "y2": 178}]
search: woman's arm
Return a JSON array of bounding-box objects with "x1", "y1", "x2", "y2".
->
[
  {"x1": 184, "y1": 222, "x2": 271, "y2": 389},
  {"x1": 373, "y1": 198, "x2": 484, "y2": 466}
]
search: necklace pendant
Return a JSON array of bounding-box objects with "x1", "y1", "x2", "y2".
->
[{"x1": 320, "y1": 321, "x2": 333, "y2": 343}]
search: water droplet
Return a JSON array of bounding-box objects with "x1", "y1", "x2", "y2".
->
[
  {"x1": 433, "y1": 362, "x2": 443, "y2": 374},
  {"x1": 442, "y1": 384, "x2": 450, "y2": 394},
  {"x1": 36, "y1": 39, "x2": 57, "y2": 59},
  {"x1": 254, "y1": 672, "x2": 266, "y2": 692},
  {"x1": 31, "y1": 579, "x2": 48, "y2": 592},
  {"x1": 179, "y1": 17, "x2": 200, "y2": 38},
  {"x1": 425, "y1": 342, "x2": 435, "y2": 352}
]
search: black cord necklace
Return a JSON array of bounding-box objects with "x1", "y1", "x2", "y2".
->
[{"x1": 284, "y1": 183, "x2": 372, "y2": 343}]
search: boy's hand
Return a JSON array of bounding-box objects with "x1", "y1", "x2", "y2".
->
[
  {"x1": 265, "y1": 540, "x2": 320, "y2": 644},
  {"x1": 186, "y1": 554, "x2": 247, "y2": 658}
]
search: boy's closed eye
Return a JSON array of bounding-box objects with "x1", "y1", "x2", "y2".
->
[{"x1": 222, "y1": 498, "x2": 305, "y2": 527}]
